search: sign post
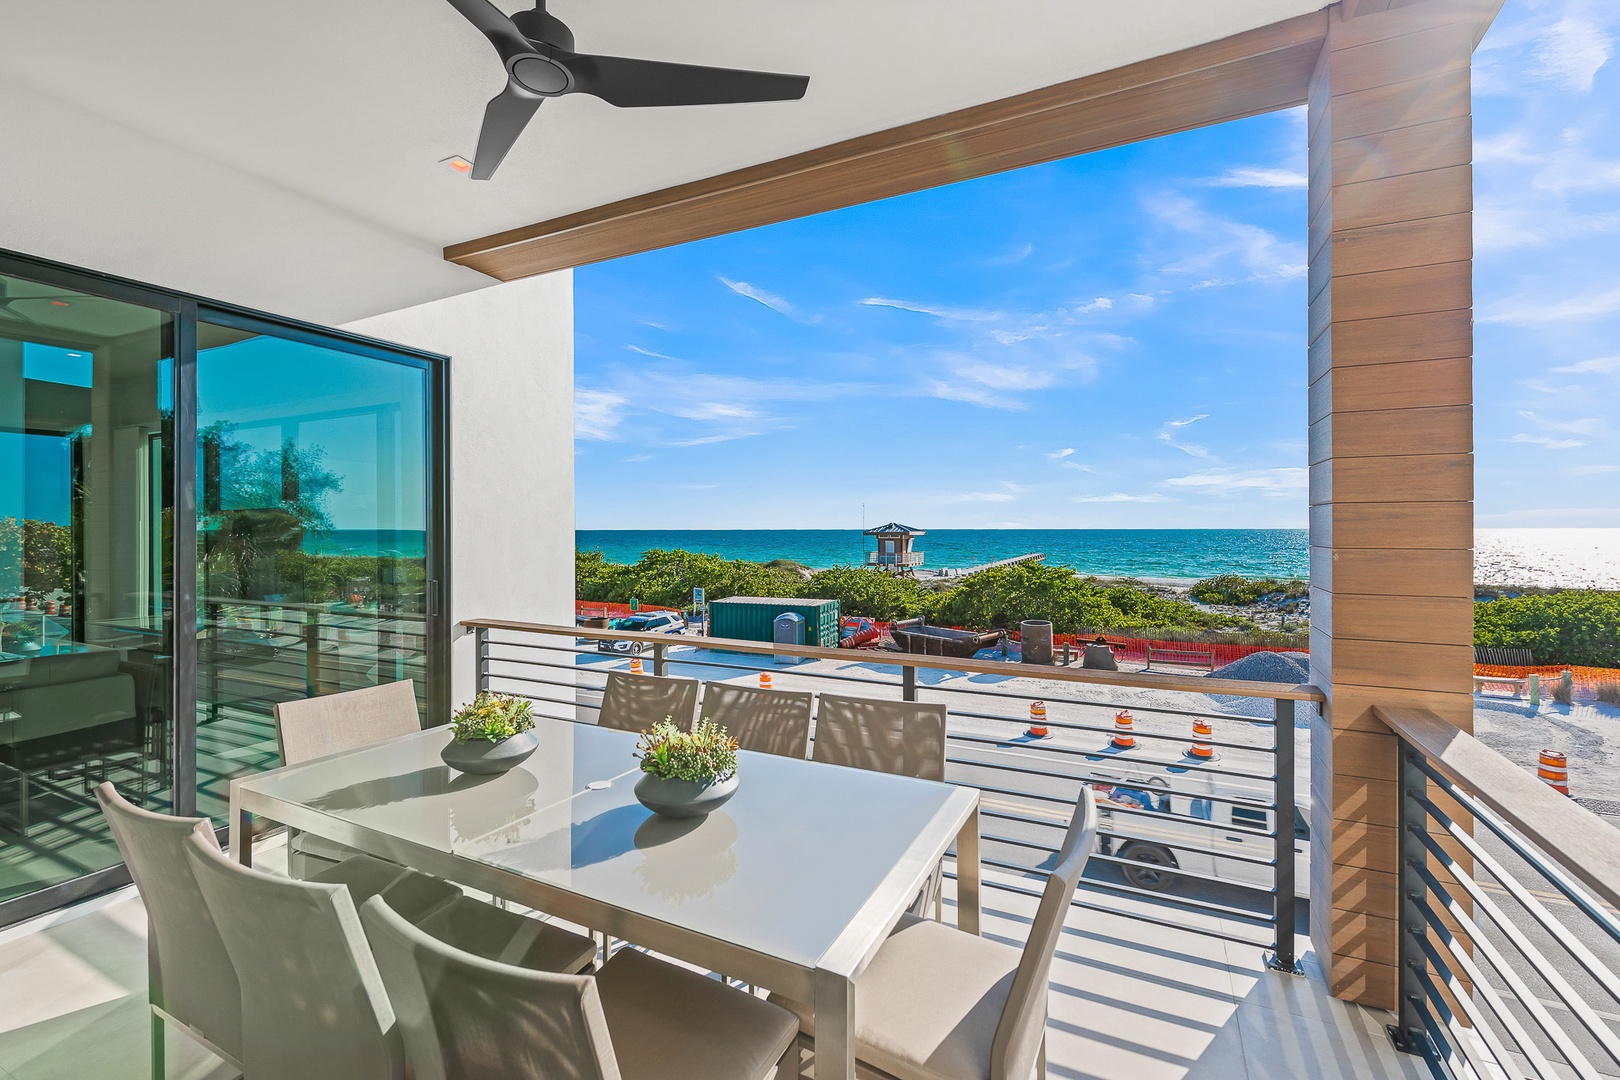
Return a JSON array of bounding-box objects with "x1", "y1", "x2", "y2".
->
[{"x1": 692, "y1": 587, "x2": 706, "y2": 635}]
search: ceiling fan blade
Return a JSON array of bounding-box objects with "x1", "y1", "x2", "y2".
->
[
  {"x1": 471, "y1": 82, "x2": 543, "y2": 180},
  {"x1": 565, "y1": 54, "x2": 808, "y2": 108},
  {"x1": 443, "y1": 0, "x2": 534, "y2": 62}
]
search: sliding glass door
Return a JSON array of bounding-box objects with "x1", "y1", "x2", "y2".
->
[
  {"x1": 0, "y1": 268, "x2": 176, "y2": 907},
  {"x1": 0, "y1": 250, "x2": 447, "y2": 924},
  {"x1": 193, "y1": 315, "x2": 435, "y2": 818}
]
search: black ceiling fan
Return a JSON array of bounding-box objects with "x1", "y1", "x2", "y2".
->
[
  {"x1": 444, "y1": 0, "x2": 809, "y2": 180},
  {"x1": 0, "y1": 281, "x2": 98, "y2": 326}
]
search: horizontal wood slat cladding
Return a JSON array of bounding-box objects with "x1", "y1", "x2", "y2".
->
[
  {"x1": 1308, "y1": 309, "x2": 1473, "y2": 380},
  {"x1": 1309, "y1": 453, "x2": 1473, "y2": 504},
  {"x1": 1317, "y1": 683, "x2": 1474, "y2": 733},
  {"x1": 1327, "y1": 22, "x2": 1474, "y2": 95},
  {"x1": 1317, "y1": 115, "x2": 1472, "y2": 188},
  {"x1": 1308, "y1": 358, "x2": 1472, "y2": 422},
  {"x1": 1324, "y1": 637, "x2": 1476, "y2": 693},
  {"x1": 1329, "y1": 907, "x2": 1400, "y2": 966},
  {"x1": 1309, "y1": 403, "x2": 1473, "y2": 462},
  {"x1": 1331, "y1": 261, "x2": 1473, "y2": 323},
  {"x1": 1308, "y1": 500, "x2": 1473, "y2": 549},
  {"x1": 1331, "y1": 164, "x2": 1474, "y2": 230},
  {"x1": 1315, "y1": 593, "x2": 1475, "y2": 646},
  {"x1": 443, "y1": 14, "x2": 1328, "y2": 278},
  {"x1": 1325, "y1": 66, "x2": 1471, "y2": 142},
  {"x1": 1330, "y1": 213, "x2": 1473, "y2": 279},
  {"x1": 1309, "y1": 546, "x2": 1474, "y2": 599},
  {"x1": 1330, "y1": 0, "x2": 1502, "y2": 50},
  {"x1": 1330, "y1": 960, "x2": 1398, "y2": 1005}
]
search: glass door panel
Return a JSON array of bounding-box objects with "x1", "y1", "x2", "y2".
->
[
  {"x1": 194, "y1": 319, "x2": 430, "y2": 817},
  {"x1": 0, "y1": 271, "x2": 174, "y2": 904}
]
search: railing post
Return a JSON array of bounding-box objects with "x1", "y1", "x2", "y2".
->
[
  {"x1": 902, "y1": 664, "x2": 917, "y2": 702},
  {"x1": 1389, "y1": 740, "x2": 1429, "y2": 1055},
  {"x1": 653, "y1": 641, "x2": 668, "y2": 677},
  {"x1": 1267, "y1": 698, "x2": 1302, "y2": 974},
  {"x1": 303, "y1": 610, "x2": 321, "y2": 698},
  {"x1": 474, "y1": 625, "x2": 489, "y2": 695}
]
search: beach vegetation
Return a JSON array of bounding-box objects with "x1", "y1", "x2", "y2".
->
[
  {"x1": 798, "y1": 565, "x2": 936, "y2": 621},
  {"x1": 1190, "y1": 574, "x2": 1308, "y2": 606},
  {"x1": 930, "y1": 562, "x2": 1251, "y2": 634},
  {"x1": 1474, "y1": 590, "x2": 1620, "y2": 668}
]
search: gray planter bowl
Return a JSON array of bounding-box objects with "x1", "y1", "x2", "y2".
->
[
  {"x1": 634, "y1": 771, "x2": 739, "y2": 819},
  {"x1": 440, "y1": 730, "x2": 538, "y2": 775}
]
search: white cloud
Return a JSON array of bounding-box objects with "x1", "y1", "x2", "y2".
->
[
  {"x1": 1510, "y1": 433, "x2": 1587, "y2": 450},
  {"x1": 1147, "y1": 194, "x2": 1307, "y2": 283},
  {"x1": 959, "y1": 491, "x2": 1016, "y2": 502},
  {"x1": 1518, "y1": 411, "x2": 1604, "y2": 436},
  {"x1": 720, "y1": 277, "x2": 818, "y2": 322},
  {"x1": 1047, "y1": 448, "x2": 1075, "y2": 460},
  {"x1": 626, "y1": 344, "x2": 678, "y2": 360},
  {"x1": 1156, "y1": 432, "x2": 1211, "y2": 458},
  {"x1": 670, "y1": 433, "x2": 757, "y2": 448},
  {"x1": 1060, "y1": 460, "x2": 1096, "y2": 473},
  {"x1": 860, "y1": 296, "x2": 1001, "y2": 322},
  {"x1": 1203, "y1": 166, "x2": 1308, "y2": 189},
  {"x1": 1165, "y1": 414, "x2": 1209, "y2": 429},
  {"x1": 926, "y1": 380, "x2": 1022, "y2": 410},
  {"x1": 1553, "y1": 356, "x2": 1620, "y2": 375},
  {"x1": 1162, "y1": 468, "x2": 1308, "y2": 496},
  {"x1": 1482, "y1": 282, "x2": 1620, "y2": 324},
  {"x1": 1076, "y1": 297, "x2": 1113, "y2": 313},
  {"x1": 1534, "y1": 16, "x2": 1613, "y2": 92},
  {"x1": 1571, "y1": 464, "x2": 1620, "y2": 475},
  {"x1": 624, "y1": 453, "x2": 652, "y2": 463},
  {"x1": 575, "y1": 390, "x2": 627, "y2": 441},
  {"x1": 1073, "y1": 493, "x2": 1172, "y2": 503},
  {"x1": 672, "y1": 402, "x2": 759, "y2": 421}
]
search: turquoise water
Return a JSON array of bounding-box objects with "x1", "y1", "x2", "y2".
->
[{"x1": 576, "y1": 529, "x2": 1309, "y2": 581}]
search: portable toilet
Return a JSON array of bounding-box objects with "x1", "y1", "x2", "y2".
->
[{"x1": 773, "y1": 612, "x2": 805, "y2": 664}]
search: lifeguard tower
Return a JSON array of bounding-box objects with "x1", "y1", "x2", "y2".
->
[{"x1": 864, "y1": 522, "x2": 924, "y2": 575}]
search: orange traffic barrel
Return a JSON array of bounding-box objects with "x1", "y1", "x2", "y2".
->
[
  {"x1": 760, "y1": 671, "x2": 773, "y2": 690},
  {"x1": 1026, "y1": 701, "x2": 1050, "y2": 739},
  {"x1": 1190, "y1": 718, "x2": 1214, "y2": 759},
  {"x1": 1112, "y1": 710, "x2": 1136, "y2": 750},
  {"x1": 1538, "y1": 749, "x2": 1570, "y2": 795},
  {"x1": 628, "y1": 655, "x2": 644, "y2": 676}
]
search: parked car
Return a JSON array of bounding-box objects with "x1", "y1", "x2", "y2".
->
[{"x1": 596, "y1": 610, "x2": 687, "y2": 654}]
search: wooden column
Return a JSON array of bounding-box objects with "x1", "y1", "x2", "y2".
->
[{"x1": 1306, "y1": 0, "x2": 1494, "y2": 1008}]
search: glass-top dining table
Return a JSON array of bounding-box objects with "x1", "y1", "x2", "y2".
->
[{"x1": 229, "y1": 715, "x2": 982, "y2": 1080}]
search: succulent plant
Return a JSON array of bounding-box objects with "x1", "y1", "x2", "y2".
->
[
  {"x1": 636, "y1": 718, "x2": 738, "y2": 783},
  {"x1": 450, "y1": 692, "x2": 535, "y2": 744}
]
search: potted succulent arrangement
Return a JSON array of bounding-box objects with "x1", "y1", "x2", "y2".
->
[
  {"x1": 633, "y1": 718, "x2": 740, "y2": 819},
  {"x1": 440, "y1": 692, "x2": 538, "y2": 775}
]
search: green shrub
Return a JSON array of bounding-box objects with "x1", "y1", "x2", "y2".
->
[
  {"x1": 1474, "y1": 591, "x2": 1620, "y2": 667},
  {"x1": 637, "y1": 719, "x2": 738, "y2": 782},
  {"x1": 929, "y1": 563, "x2": 1251, "y2": 635},
  {"x1": 798, "y1": 566, "x2": 935, "y2": 621},
  {"x1": 450, "y1": 692, "x2": 534, "y2": 743},
  {"x1": 1599, "y1": 683, "x2": 1620, "y2": 708},
  {"x1": 1190, "y1": 574, "x2": 1308, "y2": 606},
  {"x1": 575, "y1": 548, "x2": 802, "y2": 608}
]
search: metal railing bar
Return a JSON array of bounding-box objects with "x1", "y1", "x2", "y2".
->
[
  {"x1": 498, "y1": 689, "x2": 601, "y2": 713},
  {"x1": 484, "y1": 671, "x2": 609, "y2": 695},
  {"x1": 977, "y1": 854, "x2": 1275, "y2": 926},
  {"x1": 924, "y1": 680, "x2": 1281, "y2": 725},
  {"x1": 945, "y1": 716, "x2": 1275, "y2": 759},
  {"x1": 1413, "y1": 872, "x2": 1604, "y2": 1080},
  {"x1": 482, "y1": 651, "x2": 612, "y2": 675},
  {"x1": 976, "y1": 807, "x2": 1278, "y2": 866},
  {"x1": 1408, "y1": 752, "x2": 1620, "y2": 947},
  {"x1": 1415, "y1": 924, "x2": 1561, "y2": 1080},
  {"x1": 945, "y1": 730, "x2": 1278, "y2": 782},
  {"x1": 1087, "y1": 850, "x2": 1271, "y2": 891},
  {"x1": 976, "y1": 780, "x2": 1275, "y2": 833},
  {"x1": 945, "y1": 754, "x2": 1280, "y2": 808},
  {"x1": 1412, "y1": 966, "x2": 1515, "y2": 1080},
  {"x1": 1412, "y1": 790, "x2": 1620, "y2": 1012},
  {"x1": 943, "y1": 869, "x2": 1273, "y2": 949}
]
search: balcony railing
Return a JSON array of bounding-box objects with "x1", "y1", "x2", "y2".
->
[
  {"x1": 463, "y1": 617, "x2": 1324, "y2": 974},
  {"x1": 864, "y1": 551, "x2": 923, "y2": 567},
  {"x1": 1381, "y1": 706, "x2": 1620, "y2": 1080}
]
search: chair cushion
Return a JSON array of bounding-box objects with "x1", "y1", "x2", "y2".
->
[
  {"x1": 597, "y1": 947, "x2": 799, "y2": 1080},
  {"x1": 769, "y1": 915, "x2": 1022, "y2": 1080},
  {"x1": 415, "y1": 897, "x2": 597, "y2": 975},
  {"x1": 311, "y1": 854, "x2": 461, "y2": 923}
]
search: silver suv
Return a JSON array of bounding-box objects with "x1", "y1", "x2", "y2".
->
[{"x1": 597, "y1": 610, "x2": 687, "y2": 654}]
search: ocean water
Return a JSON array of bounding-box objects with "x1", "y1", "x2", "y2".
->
[
  {"x1": 577, "y1": 529, "x2": 1310, "y2": 582},
  {"x1": 303, "y1": 529, "x2": 426, "y2": 558}
]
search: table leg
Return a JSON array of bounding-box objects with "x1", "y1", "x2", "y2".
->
[
  {"x1": 957, "y1": 802, "x2": 980, "y2": 936},
  {"x1": 229, "y1": 798, "x2": 252, "y2": 867},
  {"x1": 813, "y1": 971, "x2": 855, "y2": 1080}
]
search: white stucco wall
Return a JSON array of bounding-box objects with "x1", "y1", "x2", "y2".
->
[{"x1": 342, "y1": 271, "x2": 575, "y2": 708}]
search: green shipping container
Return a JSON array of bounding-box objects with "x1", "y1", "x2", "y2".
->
[{"x1": 708, "y1": 596, "x2": 840, "y2": 649}]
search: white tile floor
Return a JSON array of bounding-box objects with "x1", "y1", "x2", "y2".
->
[{"x1": 0, "y1": 847, "x2": 1425, "y2": 1080}]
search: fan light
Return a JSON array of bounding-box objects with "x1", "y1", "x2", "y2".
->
[
  {"x1": 50, "y1": 300, "x2": 70, "y2": 307},
  {"x1": 442, "y1": 156, "x2": 473, "y2": 174}
]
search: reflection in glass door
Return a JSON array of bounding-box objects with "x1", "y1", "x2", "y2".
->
[
  {"x1": 0, "y1": 271, "x2": 174, "y2": 905},
  {"x1": 194, "y1": 318, "x2": 432, "y2": 817}
]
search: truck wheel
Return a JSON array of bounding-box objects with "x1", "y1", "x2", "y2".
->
[{"x1": 1120, "y1": 842, "x2": 1178, "y2": 891}]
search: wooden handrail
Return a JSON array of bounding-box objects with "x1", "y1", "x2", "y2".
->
[
  {"x1": 461, "y1": 617, "x2": 1325, "y2": 702},
  {"x1": 1376, "y1": 705, "x2": 1620, "y2": 912}
]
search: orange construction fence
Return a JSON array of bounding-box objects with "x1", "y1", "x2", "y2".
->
[{"x1": 1474, "y1": 664, "x2": 1620, "y2": 696}]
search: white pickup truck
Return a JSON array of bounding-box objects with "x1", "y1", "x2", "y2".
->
[{"x1": 1083, "y1": 731, "x2": 1311, "y2": 900}]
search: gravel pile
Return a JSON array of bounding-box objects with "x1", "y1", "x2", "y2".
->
[{"x1": 1206, "y1": 650, "x2": 1315, "y2": 724}]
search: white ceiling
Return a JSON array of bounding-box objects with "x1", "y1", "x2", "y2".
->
[{"x1": 0, "y1": 0, "x2": 1326, "y2": 326}]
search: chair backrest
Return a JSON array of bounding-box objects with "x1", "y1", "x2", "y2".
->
[
  {"x1": 597, "y1": 671, "x2": 700, "y2": 733},
  {"x1": 992, "y1": 788, "x2": 1099, "y2": 1080},
  {"x1": 275, "y1": 679, "x2": 422, "y2": 766},
  {"x1": 811, "y1": 694, "x2": 947, "y2": 781},
  {"x1": 94, "y1": 783, "x2": 242, "y2": 1062},
  {"x1": 184, "y1": 825, "x2": 403, "y2": 1080},
  {"x1": 699, "y1": 682, "x2": 814, "y2": 758},
  {"x1": 359, "y1": 893, "x2": 622, "y2": 1080}
]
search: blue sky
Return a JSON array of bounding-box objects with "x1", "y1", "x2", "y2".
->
[{"x1": 574, "y1": 0, "x2": 1618, "y2": 531}]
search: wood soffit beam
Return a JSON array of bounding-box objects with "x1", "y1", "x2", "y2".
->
[{"x1": 445, "y1": 10, "x2": 1330, "y2": 280}]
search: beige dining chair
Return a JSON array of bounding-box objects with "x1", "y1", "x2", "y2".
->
[
  {"x1": 96, "y1": 781, "x2": 466, "y2": 1080},
  {"x1": 273, "y1": 679, "x2": 422, "y2": 877},
  {"x1": 597, "y1": 670, "x2": 700, "y2": 733},
  {"x1": 770, "y1": 788, "x2": 1100, "y2": 1080},
  {"x1": 811, "y1": 694, "x2": 947, "y2": 781},
  {"x1": 700, "y1": 682, "x2": 814, "y2": 758},
  {"x1": 184, "y1": 824, "x2": 599, "y2": 1080},
  {"x1": 360, "y1": 892, "x2": 800, "y2": 1080}
]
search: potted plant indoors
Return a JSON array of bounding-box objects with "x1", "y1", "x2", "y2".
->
[
  {"x1": 440, "y1": 692, "x2": 538, "y2": 775},
  {"x1": 633, "y1": 718, "x2": 739, "y2": 819}
]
